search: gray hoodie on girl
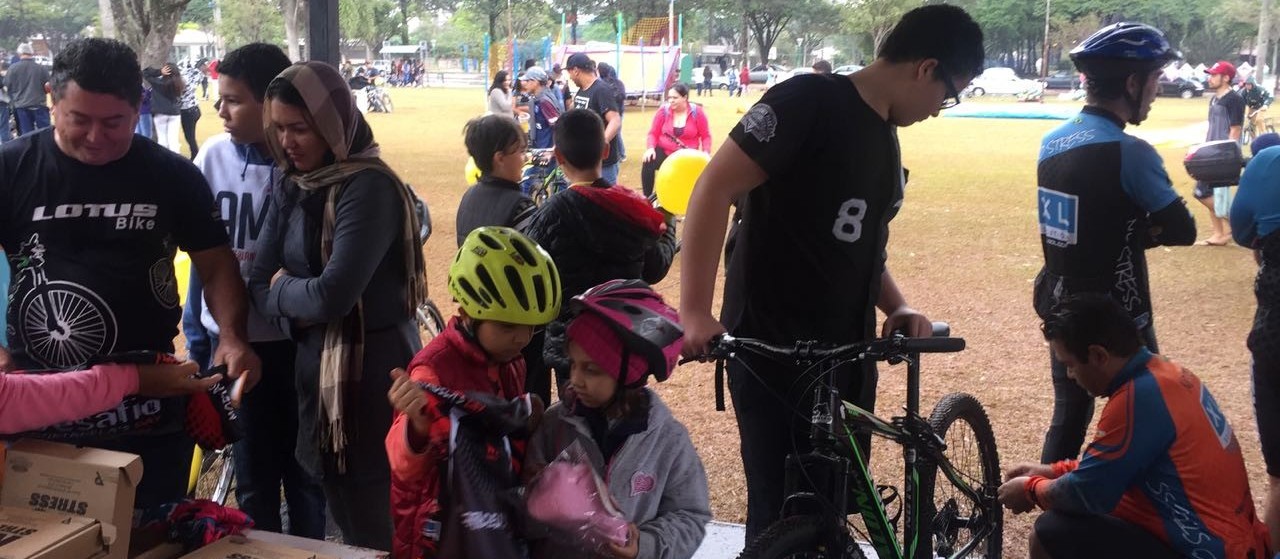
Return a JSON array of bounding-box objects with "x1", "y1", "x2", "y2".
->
[{"x1": 526, "y1": 389, "x2": 711, "y2": 559}]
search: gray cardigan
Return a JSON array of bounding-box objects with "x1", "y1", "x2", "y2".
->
[{"x1": 526, "y1": 390, "x2": 711, "y2": 559}]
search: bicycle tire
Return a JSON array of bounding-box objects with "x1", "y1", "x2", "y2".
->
[
  {"x1": 417, "y1": 298, "x2": 446, "y2": 344},
  {"x1": 738, "y1": 515, "x2": 867, "y2": 559},
  {"x1": 191, "y1": 447, "x2": 236, "y2": 505},
  {"x1": 919, "y1": 392, "x2": 1002, "y2": 558}
]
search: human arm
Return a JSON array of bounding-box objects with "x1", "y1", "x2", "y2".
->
[
  {"x1": 645, "y1": 108, "x2": 666, "y2": 162},
  {"x1": 1018, "y1": 381, "x2": 1172, "y2": 515},
  {"x1": 385, "y1": 364, "x2": 452, "y2": 485},
  {"x1": 629, "y1": 428, "x2": 711, "y2": 559},
  {"x1": 604, "y1": 109, "x2": 621, "y2": 143},
  {"x1": 1232, "y1": 150, "x2": 1280, "y2": 246},
  {"x1": 1120, "y1": 138, "x2": 1196, "y2": 247},
  {"x1": 0, "y1": 361, "x2": 214, "y2": 434},
  {"x1": 694, "y1": 108, "x2": 713, "y2": 153},
  {"x1": 489, "y1": 88, "x2": 514, "y2": 115},
  {"x1": 189, "y1": 247, "x2": 259, "y2": 396},
  {"x1": 1229, "y1": 93, "x2": 1246, "y2": 141},
  {"x1": 260, "y1": 172, "x2": 402, "y2": 323},
  {"x1": 877, "y1": 270, "x2": 931, "y2": 338},
  {"x1": 642, "y1": 213, "x2": 677, "y2": 284}
]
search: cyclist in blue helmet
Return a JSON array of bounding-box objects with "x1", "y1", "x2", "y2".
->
[{"x1": 1033, "y1": 22, "x2": 1197, "y2": 463}]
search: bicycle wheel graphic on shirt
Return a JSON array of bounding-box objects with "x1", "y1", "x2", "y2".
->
[{"x1": 18, "y1": 280, "x2": 118, "y2": 369}]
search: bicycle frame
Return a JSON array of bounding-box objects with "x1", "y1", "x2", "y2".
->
[{"x1": 776, "y1": 351, "x2": 995, "y2": 559}]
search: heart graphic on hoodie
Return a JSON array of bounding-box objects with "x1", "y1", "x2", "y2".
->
[{"x1": 630, "y1": 471, "x2": 656, "y2": 496}]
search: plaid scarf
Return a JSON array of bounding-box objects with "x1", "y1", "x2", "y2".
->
[{"x1": 264, "y1": 62, "x2": 427, "y2": 471}]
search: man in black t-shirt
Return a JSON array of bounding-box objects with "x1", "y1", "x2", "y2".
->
[
  {"x1": 0, "y1": 39, "x2": 261, "y2": 510},
  {"x1": 1194, "y1": 61, "x2": 1246, "y2": 246},
  {"x1": 566, "y1": 53, "x2": 623, "y2": 185},
  {"x1": 679, "y1": 5, "x2": 984, "y2": 541}
]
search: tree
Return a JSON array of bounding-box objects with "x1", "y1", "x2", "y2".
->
[
  {"x1": 743, "y1": 0, "x2": 793, "y2": 63},
  {"x1": 844, "y1": 0, "x2": 917, "y2": 55},
  {"x1": 109, "y1": 0, "x2": 193, "y2": 67},
  {"x1": 281, "y1": 0, "x2": 307, "y2": 60},
  {"x1": 340, "y1": 0, "x2": 401, "y2": 59},
  {"x1": 182, "y1": 0, "x2": 215, "y2": 27},
  {"x1": 218, "y1": 0, "x2": 285, "y2": 48},
  {"x1": 0, "y1": 0, "x2": 96, "y2": 54},
  {"x1": 788, "y1": 0, "x2": 843, "y2": 64}
]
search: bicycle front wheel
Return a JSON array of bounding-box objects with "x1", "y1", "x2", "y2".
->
[
  {"x1": 920, "y1": 393, "x2": 1002, "y2": 558},
  {"x1": 738, "y1": 515, "x2": 866, "y2": 559}
]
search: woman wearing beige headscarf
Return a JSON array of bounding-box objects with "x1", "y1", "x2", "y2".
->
[{"x1": 248, "y1": 61, "x2": 426, "y2": 551}]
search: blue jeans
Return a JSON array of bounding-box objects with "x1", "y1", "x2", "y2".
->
[
  {"x1": 0, "y1": 104, "x2": 11, "y2": 143},
  {"x1": 135, "y1": 114, "x2": 154, "y2": 140},
  {"x1": 14, "y1": 106, "x2": 50, "y2": 136},
  {"x1": 602, "y1": 162, "x2": 620, "y2": 185}
]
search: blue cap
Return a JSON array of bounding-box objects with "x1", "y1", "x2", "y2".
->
[{"x1": 1252, "y1": 132, "x2": 1280, "y2": 156}]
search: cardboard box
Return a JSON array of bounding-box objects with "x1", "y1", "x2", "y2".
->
[
  {"x1": 0, "y1": 505, "x2": 104, "y2": 559},
  {"x1": 238, "y1": 531, "x2": 386, "y2": 559},
  {"x1": 177, "y1": 536, "x2": 338, "y2": 559},
  {"x1": 0, "y1": 440, "x2": 142, "y2": 559}
]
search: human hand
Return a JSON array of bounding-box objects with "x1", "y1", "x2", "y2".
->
[
  {"x1": 161, "y1": 64, "x2": 173, "y2": 76},
  {"x1": 0, "y1": 346, "x2": 11, "y2": 373},
  {"x1": 135, "y1": 361, "x2": 218, "y2": 398},
  {"x1": 643, "y1": 148, "x2": 657, "y2": 163},
  {"x1": 606, "y1": 523, "x2": 640, "y2": 559},
  {"x1": 997, "y1": 477, "x2": 1036, "y2": 514},
  {"x1": 388, "y1": 368, "x2": 430, "y2": 435},
  {"x1": 1004, "y1": 462, "x2": 1055, "y2": 481},
  {"x1": 270, "y1": 268, "x2": 287, "y2": 289},
  {"x1": 680, "y1": 311, "x2": 726, "y2": 360},
  {"x1": 880, "y1": 306, "x2": 932, "y2": 338},
  {"x1": 212, "y1": 338, "x2": 261, "y2": 405}
]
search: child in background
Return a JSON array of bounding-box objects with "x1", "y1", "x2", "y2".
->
[
  {"x1": 386, "y1": 226, "x2": 561, "y2": 559},
  {"x1": 525, "y1": 279, "x2": 710, "y2": 559},
  {"x1": 455, "y1": 115, "x2": 535, "y2": 244}
]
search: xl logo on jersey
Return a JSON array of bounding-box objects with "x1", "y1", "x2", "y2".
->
[
  {"x1": 1038, "y1": 188, "x2": 1078, "y2": 246},
  {"x1": 1200, "y1": 385, "x2": 1234, "y2": 449},
  {"x1": 31, "y1": 203, "x2": 158, "y2": 231}
]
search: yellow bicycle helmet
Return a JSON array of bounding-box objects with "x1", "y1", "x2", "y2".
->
[{"x1": 449, "y1": 226, "x2": 561, "y2": 325}]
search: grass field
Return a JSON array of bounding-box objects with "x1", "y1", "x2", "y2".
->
[{"x1": 189, "y1": 86, "x2": 1263, "y2": 557}]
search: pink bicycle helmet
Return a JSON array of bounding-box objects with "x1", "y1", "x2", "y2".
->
[{"x1": 565, "y1": 279, "x2": 683, "y2": 388}]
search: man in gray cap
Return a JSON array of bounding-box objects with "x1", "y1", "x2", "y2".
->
[{"x1": 5, "y1": 43, "x2": 50, "y2": 135}]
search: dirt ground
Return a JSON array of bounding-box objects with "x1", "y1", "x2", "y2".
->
[{"x1": 184, "y1": 86, "x2": 1265, "y2": 558}]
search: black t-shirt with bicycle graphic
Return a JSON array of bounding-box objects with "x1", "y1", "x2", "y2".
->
[
  {"x1": 724, "y1": 73, "x2": 904, "y2": 345},
  {"x1": 0, "y1": 128, "x2": 227, "y2": 372}
]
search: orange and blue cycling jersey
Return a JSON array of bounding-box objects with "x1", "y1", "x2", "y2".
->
[{"x1": 1032, "y1": 348, "x2": 1270, "y2": 559}]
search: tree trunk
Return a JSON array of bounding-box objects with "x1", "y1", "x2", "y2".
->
[
  {"x1": 109, "y1": 0, "x2": 192, "y2": 68},
  {"x1": 98, "y1": 0, "x2": 116, "y2": 38},
  {"x1": 739, "y1": 0, "x2": 748, "y2": 65},
  {"x1": 397, "y1": 0, "x2": 410, "y2": 44},
  {"x1": 282, "y1": 0, "x2": 304, "y2": 61},
  {"x1": 1259, "y1": 0, "x2": 1272, "y2": 84}
]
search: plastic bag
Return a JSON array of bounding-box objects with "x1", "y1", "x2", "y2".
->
[{"x1": 525, "y1": 440, "x2": 629, "y2": 550}]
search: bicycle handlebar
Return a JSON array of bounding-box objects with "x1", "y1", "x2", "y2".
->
[{"x1": 692, "y1": 330, "x2": 965, "y2": 365}]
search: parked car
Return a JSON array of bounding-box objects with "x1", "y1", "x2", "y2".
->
[
  {"x1": 963, "y1": 67, "x2": 1044, "y2": 97},
  {"x1": 1038, "y1": 72, "x2": 1080, "y2": 90},
  {"x1": 749, "y1": 63, "x2": 787, "y2": 84},
  {"x1": 710, "y1": 74, "x2": 733, "y2": 90},
  {"x1": 1158, "y1": 76, "x2": 1204, "y2": 98},
  {"x1": 833, "y1": 64, "x2": 864, "y2": 75},
  {"x1": 778, "y1": 67, "x2": 812, "y2": 83}
]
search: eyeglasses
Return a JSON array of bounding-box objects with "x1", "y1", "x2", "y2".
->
[{"x1": 936, "y1": 65, "x2": 961, "y2": 110}]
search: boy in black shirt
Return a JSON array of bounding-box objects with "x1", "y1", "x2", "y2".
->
[
  {"x1": 678, "y1": 5, "x2": 984, "y2": 540},
  {"x1": 565, "y1": 53, "x2": 623, "y2": 185}
]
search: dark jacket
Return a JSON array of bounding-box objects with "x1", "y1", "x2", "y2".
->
[
  {"x1": 523, "y1": 180, "x2": 677, "y2": 368},
  {"x1": 455, "y1": 175, "x2": 535, "y2": 245},
  {"x1": 144, "y1": 73, "x2": 181, "y2": 115}
]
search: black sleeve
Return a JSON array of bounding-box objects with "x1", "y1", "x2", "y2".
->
[
  {"x1": 1227, "y1": 93, "x2": 1246, "y2": 127},
  {"x1": 642, "y1": 215, "x2": 678, "y2": 284},
  {"x1": 1147, "y1": 198, "x2": 1197, "y2": 247},
  {"x1": 727, "y1": 78, "x2": 819, "y2": 178},
  {"x1": 595, "y1": 85, "x2": 620, "y2": 118},
  {"x1": 169, "y1": 158, "x2": 230, "y2": 253}
]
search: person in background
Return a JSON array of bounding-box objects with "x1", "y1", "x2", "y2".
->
[
  {"x1": 642, "y1": 83, "x2": 712, "y2": 198},
  {"x1": 145, "y1": 62, "x2": 183, "y2": 153},
  {"x1": 1193, "y1": 61, "x2": 1245, "y2": 246},
  {"x1": 0, "y1": 61, "x2": 11, "y2": 143},
  {"x1": 487, "y1": 70, "x2": 515, "y2": 117},
  {"x1": 5, "y1": 43, "x2": 50, "y2": 135},
  {"x1": 597, "y1": 62, "x2": 627, "y2": 162},
  {"x1": 565, "y1": 53, "x2": 623, "y2": 185},
  {"x1": 135, "y1": 79, "x2": 154, "y2": 140},
  {"x1": 179, "y1": 61, "x2": 203, "y2": 158},
  {"x1": 550, "y1": 63, "x2": 569, "y2": 113},
  {"x1": 812, "y1": 60, "x2": 833, "y2": 74},
  {"x1": 523, "y1": 66, "x2": 560, "y2": 150},
  {"x1": 701, "y1": 65, "x2": 713, "y2": 96},
  {"x1": 738, "y1": 64, "x2": 750, "y2": 97},
  {"x1": 456, "y1": 114, "x2": 534, "y2": 241},
  {"x1": 1242, "y1": 76, "x2": 1273, "y2": 138},
  {"x1": 250, "y1": 61, "x2": 426, "y2": 551}
]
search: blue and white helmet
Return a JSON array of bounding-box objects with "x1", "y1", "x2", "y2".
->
[{"x1": 1070, "y1": 23, "x2": 1180, "y2": 78}]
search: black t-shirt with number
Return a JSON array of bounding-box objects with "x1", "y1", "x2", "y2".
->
[
  {"x1": 573, "y1": 79, "x2": 622, "y2": 166},
  {"x1": 0, "y1": 129, "x2": 228, "y2": 369},
  {"x1": 724, "y1": 73, "x2": 903, "y2": 345}
]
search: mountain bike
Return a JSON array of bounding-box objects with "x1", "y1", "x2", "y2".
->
[
  {"x1": 522, "y1": 148, "x2": 568, "y2": 206},
  {"x1": 1243, "y1": 108, "x2": 1276, "y2": 147},
  {"x1": 695, "y1": 327, "x2": 1002, "y2": 559}
]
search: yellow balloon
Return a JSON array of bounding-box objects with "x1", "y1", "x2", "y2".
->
[
  {"x1": 655, "y1": 149, "x2": 710, "y2": 215},
  {"x1": 173, "y1": 251, "x2": 192, "y2": 306},
  {"x1": 465, "y1": 157, "x2": 482, "y2": 184}
]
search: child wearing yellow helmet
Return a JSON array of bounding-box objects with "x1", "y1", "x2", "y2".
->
[{"x1": 385, "y1": 226, "x2": 560, "y2": 558}]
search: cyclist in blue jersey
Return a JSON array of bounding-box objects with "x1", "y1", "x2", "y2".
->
[
  {"x1": 1230, "y1": 131, "x2": 1280, "y2": 546},
  {"x1": 1034, "y1": 23, "x2": 1196, "y2": 463}
]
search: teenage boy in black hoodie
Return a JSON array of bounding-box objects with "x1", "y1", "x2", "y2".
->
[{"x1": 521, "y1": 108, "x2": 677, "y2": 402}]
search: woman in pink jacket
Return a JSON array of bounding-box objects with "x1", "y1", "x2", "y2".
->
[
  {"x1": 0, "y1": 347, "x2": 213, "y2": 434},
  {"x1": 641, "y1": 83, "x2": 712, "y2": 197}
]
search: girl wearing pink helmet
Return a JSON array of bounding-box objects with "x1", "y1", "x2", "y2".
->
[{"x1": 524, "y1": 279, "x2": 710, "y2": 559}]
